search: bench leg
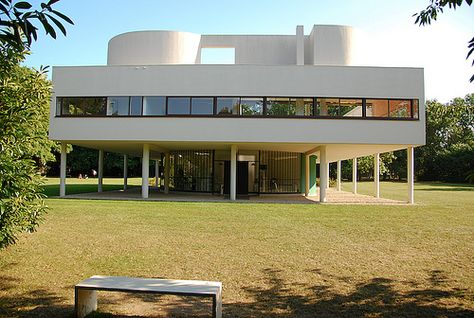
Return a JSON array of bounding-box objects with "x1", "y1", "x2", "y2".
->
[
  {"x1": 75, "y1": 288, "x2": 97, "y2": 318},
  {"x1": 213, "y1": 289, "x2": 222, "y2": 318}
]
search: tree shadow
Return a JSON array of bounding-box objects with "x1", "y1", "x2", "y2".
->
[
  {"x1": 1, "y1": 268, "x2": 472, "y2": 317},
  {"x1": 0, "y1": 274, "x2": 73, "y2": 318}
]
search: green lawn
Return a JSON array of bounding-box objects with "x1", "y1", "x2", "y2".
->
[{"x1": 0, "y1": 181, "x2": 473, "y2": 317}]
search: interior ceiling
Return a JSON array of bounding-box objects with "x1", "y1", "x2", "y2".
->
[{"x1": 66, "y1": 140, "x2": 414, "y2": 162}]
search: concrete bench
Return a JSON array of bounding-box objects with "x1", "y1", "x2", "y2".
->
[{"x1": 75, "y1": 275, "x2": 222, "y2": 318}]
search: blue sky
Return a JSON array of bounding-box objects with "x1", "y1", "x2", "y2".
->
[{"x1": 24, "y1": 0, "x2": 474, "y2": 102}]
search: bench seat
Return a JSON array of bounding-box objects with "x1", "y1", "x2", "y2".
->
[{"x1": 75, "y1": 275, "x2": 222, "y2": 318}]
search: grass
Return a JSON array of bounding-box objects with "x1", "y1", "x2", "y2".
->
[{"x1": 0, "y1": 180, "x2": 473, "y2": 317}]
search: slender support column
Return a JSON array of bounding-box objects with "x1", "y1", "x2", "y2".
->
[
  {"x1": 230, "y1": 145, "x2": 238, "y2": 201},
  {"x1": 352, "y1": 157, "x2": 357, "y2": 194},
  {"x1": 336, "y1": 160, "x2": 341, "y2": 191},
  {"x1": 155, "y1": 160, "x2": 159, "y2": 187},
  {"x1": 319, "y1": 146, "x2": 328, "y2": 203},
  {"x1": 123, "y1": 154, "x2": 128, "y2": 191},
  {"x1": 300, "y1": 155, "x2": 306, "y2": 195},
  {"x1": 59, "y1": 142, "x2": 67, "y2": 197},
  {"x1": 407, "y1": 146, "x2": 414, "y2": 204},
  {"x1": 142, "y1": 144, "x2": 149, "y2": 199},
  {"x1": 98, "y1": 150, "x2": 104, "y2": 193},
  {"x1": 305, "y1": 155, "x2": 310, "y2": 196},
  {"x1": 326, "y1": 163, "x2": 330, "y2": 189},
  {"x1": 374, "y1": 153, "x2": 380, "y2": 198},
  {"x1": 164, "y1": 153, "x2": 170, "y2": 194}
]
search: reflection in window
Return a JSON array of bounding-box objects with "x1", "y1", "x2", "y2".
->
[
  {"x1": 266, "y1": 98, "x2": 293, "y2": 116},
  {"x1": 216, "y1": 97, "x2": 239, "y2": 115},
  {"x1": 316, "y1": 98, "x2": 339, "y2": 116},
  {"x1": 58, "y1": 97, "x2": 107, "y2": 116},
  {"x1": 130, "y1": 96, "x2": 142, "y2": 115},
  {"x1": 108, "y1": 97, "x2": 130, "y2": 116},
  {"x1": 389, "y1": 100, "x2": 411, "y2": 118},
  {"x1": 143, "y1": 96, "x2": 166, "y2": 115},
  {"x1": 340, "y1": 99, "x2": 363, "y2": 117},
  {"x1": 240, "y1": 98, "x2": 263, "y2": 115},
  {"x1": 168, "y1": 97, "x2": 190, "y2": 115},
  {"x1": 191, "y1": 98, "x2": 214, "y2": 115},
  {"x1": 412, "y1": 100, "x2": 419, "y2": 119},
  {"x1": 291, "y1": 98, "x2": 313, "y2": 116},
  {"x1": 366, "y1": 99, "x2": 389, "y2": 117}
]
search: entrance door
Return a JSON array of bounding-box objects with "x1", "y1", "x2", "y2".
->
[
  {"x1": 223, "y1": 161, "x2": 249, "y2": 195},
  {"x1": 237, "y1": 161, "x2": 249, "y2": 195}
]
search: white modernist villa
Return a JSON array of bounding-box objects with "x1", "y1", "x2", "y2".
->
[{"x1": 50, "y1": 25, "x2": 425, "y2": 203}]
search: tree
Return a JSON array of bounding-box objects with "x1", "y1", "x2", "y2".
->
[
  {"x1": 415, "y1": 94, "x2": 474, "y2": 182},
  {"x1": 414, "y1": 0, "x2": 474, "y2": 82},
  {"x1": 0, "y1": 0, "x2": 72, "y2": 248}
]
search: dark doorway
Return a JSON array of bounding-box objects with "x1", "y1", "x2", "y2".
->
[
  {"x1": 237, "y1": 161, "x2": 249, "y2": 195},
  {"x1": 223, "y1": 161, "x2": 249, "y2": 195}
]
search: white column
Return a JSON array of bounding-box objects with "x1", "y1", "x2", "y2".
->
[
  {"x1": 336, "y1": 160, "x2": 341, "y2": 191},
  {"x1": 123, "y1": 154, "x2": 128, "y2": 191},
  {"x1": 305, "y1": 154, "x2": 310, "y2": 196},
  {"x1": 296, "y1": 25, "x2": 304, "y2": 65},
  {"x1": 142, "y1": 144, "x2": 149, "y2": 199},
  {"x1": 155, "y1": 160, "x2": 159, "y2": 187},
  {"x1": 352, "y1": 157, "x2": 357, "y2": 194},
  {"x1": 230, "y1": 145, "x2": 238, "y2": 201},
  {"x1": 59, "y1": 142, "x2": 67, "y2": 197},
  {"x1": 407, "y1": 146, "x2": 414, "y2": 204},
  {"x1": 326, "y1": 163, "x2": 330, "y2": 189},
  {"x1": 98, "y1": 150, "x2": 104, "y2": 193},
  {"x1": 164, "y1": 152, "x2": 170, "y2": 194},
  {"x1": 374, "y1": 153, "x2": 380, "y2": 198},
  {"x1": 319, "y1": 146, "x2": 327, "y2": 202}
]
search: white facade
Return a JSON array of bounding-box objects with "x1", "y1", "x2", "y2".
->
[{"x1": 50, "y1": 25, "x2": 425, "y2": 202}]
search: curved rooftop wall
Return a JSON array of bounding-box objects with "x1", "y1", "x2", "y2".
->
[
  {"x1": 107, "y1": 31, "x2": 201, "y2": 65},
  {"x1": 310, "y1": 25, "x2": 353, "y2": 65}
]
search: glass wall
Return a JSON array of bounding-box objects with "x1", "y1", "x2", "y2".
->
[
  {"x1": 216, "y1": 97, "x2": 240, "y2": 115},
  {"x1": 169, "y1": 150, "x2": 213, "y2": 192},
  {"x1": 240, "y1": 98, "x2": 263, "y2": 115},
  {"x1": 366, "y1": 99, "x2": 389, "y2": 117},
  {"x1": 57, "y1": 96, "x2": 419, "y2": 119},
  {"x1": 168, "y1": 97, "x2": 190, "y2": 115},
  {"x1": 389, "y1": 99, "x2": 411, "y2": 118},
  {"x1": 143, "y1": 96, "x2": 166, "y2": 115},
  {"x1": 259, "y1": 151, "x2": 301, "y2": 193},
  {"x1": 191, "y1": 97, "x2": 214, "y2": 115},
  {"x1": 58, "y1": 97, "x2": 107, "y2": 116},
  {"x1": 108, "y1": 97, "x2": 130, "y2": 116}
]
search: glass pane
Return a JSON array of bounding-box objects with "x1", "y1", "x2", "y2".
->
[
  {"x1": 340, "y1": 99, "x2": 363, "y2": 117},
  {"x1": 412, "y1": 99, "x2": 419, "y2": 119},
  {"x1": 59, "y1": 97, "x2": 107, "y2": 116},
  {"x1": 191, "y1": 98, "x2": 214, "y2": 115},
  {"x1": 366, "y1": 99, "x2": 389, "y2": 117},
  {"x1": 259, "y1": 151, "x2": 301, "y2": 193},
  {"x1": 292, "y1": 98, "x2": 313, "y2": 116},
  {"x1": 168, "y1": 97, "x2": 190, "y2": 115},
  {"x1": 389, "y1": 99, "x2": 411, "y2": 118},
  {"x1": 143, "y1": 96, "x2": 166, "y2": 115},
  {"x1": 108, "y1": 97, "x2": 129, "y2": 116},
  {"x1": 216, "y1": 97, "x2": 239, "y2": 115},
  {"x1": 130, "y1": 96, "x2": 142, "y2": 115},
  {"x1": 240, "y1": 98, "x2": 263, "y2": 115},
  {"x1": 316, "y1": 98, "x2": 339, "y2": 116},
  {"x1": 266, "y1": 98, "x2": 290, "y2": 116}
]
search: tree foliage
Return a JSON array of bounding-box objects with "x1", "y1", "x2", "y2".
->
[
  {"x1": 0, "y1": 0, "x2": 72, "y2": 248},
  {"x1": 416, "y1": 94, "x2": 474, "y2": 182},
  {"x1": 414, "y1": 0, "x2": 474, "y2": 82}
]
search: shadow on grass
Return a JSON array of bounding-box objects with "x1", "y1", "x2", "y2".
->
[
  {"x1": 1, "y1": 268, "x2": 472, "y2": 318},
  {"x1": 0, "y1": 274, "x2": 72, "y2": 318}
]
